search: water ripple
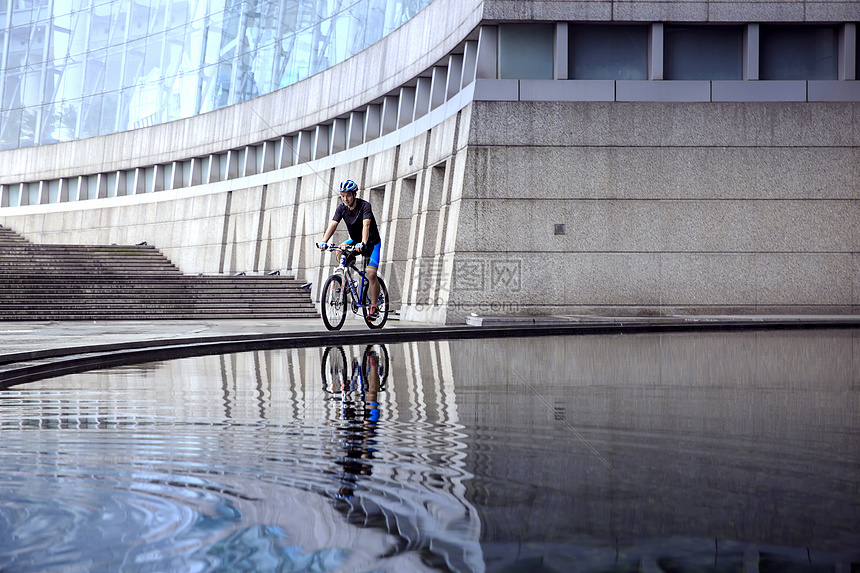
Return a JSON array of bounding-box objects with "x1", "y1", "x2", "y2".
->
[{"x1": 0, "y1": 397, "x2": 482, "y2": 572}]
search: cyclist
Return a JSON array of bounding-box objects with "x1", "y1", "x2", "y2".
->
[{"x1": 318, "y1": 179, "x2": 382, "y2": 320}]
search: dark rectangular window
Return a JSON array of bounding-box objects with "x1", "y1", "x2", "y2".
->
[
  {"x1": 569, "y1": 24, "x2": 648, "y2": 80},
  {"x1": 498, "y1": 24, "x2": 555, "y2": 79},
  {"x1": 760, "y1": 25, "x2": 838, "y2": 80},
  {"x1": 665, "y1": 25, "x2": 743, "y2": 80}
]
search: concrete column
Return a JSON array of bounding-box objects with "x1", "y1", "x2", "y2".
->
[
  {"x1": 115, "y1": 170, "x2": 128, "y2": 196},
  {"x1": 313, "y1": 124, "x2": 329, "y2": 160},
  {"x1": 430, "y1": 66, "x2": 447, "y2": 110},
  {"x1": 446, "y1": 54, "x2": 463, "y2": 100},
  {"x1": 149, "y1": 166, "x2": 165, "y2": 193},
  {"x1": 36, "y1": 181, "x2": 49, "y2": 204},
  {"x1": 381, "y1": 95, "x2": 398, "y2": 135},
  {"x1": 476, "y1": 26, "x2": 498, "y2": 79},
  {"x1": 744, "y1": 24, "x2": 760, "y2": 80},
  {"x1": 0, "y1": 185, "x2": 8, "y2": 207},
  {"x1": 95, "y1": 173, "x2": 109, "y2": 197},
  {"x1": 649, "y1": 23, "x2": 664, "y2": 80},
  {"x1": 296, "y1": 130, "x2": 313, "y2": 163},
  {"x1": 397, "y1": 86, "x2": 415, "y2": 129},
  {"x1": 74, "y1": 176, "x2": 87, "y2": 200},
  {"x1": 279, "y1": 135, "x2": 294, "y2": 168},
  {"x1": 15, "y1": 183, "x2": 28, "y2": 206},
  {"x1": 414, "y1": 77, "x2": 432, "y2": 121},
  {"x1": 224, "y1": 150, "x2": 239, "y2": 180},
  {"x1": 839, "y1": 23, "x2": 856, "y2": 80},
  {"x1": 204, "y1": 155, "x2": 219, "y2": 184},
  {"x1": 330, "y1": 117, "x2": 348, "y2": 154},
  {"x1": 347, "y1": 111, "x2": 364, "y2": 148},
  {"x1": 555, "y1": 22, "x2": 569, "y2": 80},
  {"x1": 240, "y1": 146, "x2": 256, "y2": 177},
  {"x1": 462, "y1": 40, "x2": 479, "y2": 88},
  {"x1": 261, "y1": 140, "x2": 277, "y2": 172},
  {"x1": 363, "y1": 105, "x2": 381, "y2": 142},
  {"x1": 58, "y1": 178, "x2": 69, "y2": 202},
  {"x1": 189, "y1": 157, "x2": 203, "y2": 185}
]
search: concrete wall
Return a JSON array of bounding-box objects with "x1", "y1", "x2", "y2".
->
[
  {"x1": 0, "y1": 102, "x2": 472, "y2": 322},
  {"x1": 447, "y1": 100, "x2": 860, "y2": 319}
]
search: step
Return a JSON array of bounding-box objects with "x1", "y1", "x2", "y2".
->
[
  {"x1": 0, "y1": 312, "x2": 320, "y2": 320},
  {"x1": 0, "y1": 303, "x2": 317, "y2": 310},
  {"x1": 0, "y1": 275, "x2": 304, "y2": 281},
  {"x1": 0, "y1": 290, "x2": 311, "y2": 297},
  {"x1": 0, "y1": 229, "x2": 316, "y2": 321}
]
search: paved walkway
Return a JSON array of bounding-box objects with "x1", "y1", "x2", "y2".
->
[
  {"x1": 2, "y1": 314, "x2": 860, "y2": 356},
  {"x1": 0, "y1": 316, "x2": 390, "y2": 356},
  {"x1": 2, "y1": 314, "x2": 858, "y2": 386}
]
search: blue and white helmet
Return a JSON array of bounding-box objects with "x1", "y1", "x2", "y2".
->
[{"x1": 338, "y1": 179, "x2": 358, "y2": 194}]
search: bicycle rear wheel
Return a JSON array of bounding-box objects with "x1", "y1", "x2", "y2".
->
[
  {"x1": 362, "y1": 276, "x2": 389, "y2": 329},
  {"x1": 321, "y1": 274, "x2": 347, "y2": 331}
]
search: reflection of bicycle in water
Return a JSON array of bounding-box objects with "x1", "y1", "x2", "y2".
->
[
  {"x1": 321, "y1": 345, "x2": 389, "y2": 499},
  {"x1": 321, "y1": 344, "x2": 389, "y2": 394}
]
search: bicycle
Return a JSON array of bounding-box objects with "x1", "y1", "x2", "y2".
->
[
  {"x1": 317, "y1": 243, "x2": 390, "y2": 330},
  {"x1": 321, "y1": 344, "x2": 390, "y2": 394}
]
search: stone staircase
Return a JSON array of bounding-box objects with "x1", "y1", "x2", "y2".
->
[{"x1": 0, "y1": 225, "x2": 317, "y2": 320}]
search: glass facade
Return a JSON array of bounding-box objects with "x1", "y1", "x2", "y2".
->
[{"x1": 0, "y1": 0, "x2": 432, "y2": 151}]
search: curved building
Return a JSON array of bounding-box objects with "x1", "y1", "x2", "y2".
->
[
  {"x1": 0, "y1": 0, "x2": 432, "y2": 149},
  {"x1": 1, "y1": 0, "x2": 858, "y2": 323}
]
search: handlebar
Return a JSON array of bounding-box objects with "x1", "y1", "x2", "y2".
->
[{"x1": 316, "y1": 243, "x2": 360, "y2": 254}]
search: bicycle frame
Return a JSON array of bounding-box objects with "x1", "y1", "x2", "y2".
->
[{"x1": 338, "y1": 256, "x2": 371, "y2": 313}]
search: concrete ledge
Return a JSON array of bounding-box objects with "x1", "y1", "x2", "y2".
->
[
  {"x1": 520, "y1": 79, "x2": 615, "y2": 102},
  {"x1": 465, "y1": 315, "x2": 573, "y2": 326},
  {"x1": 473, "y1": 79, "x2": 519, "y2": 101},
  {"x1": 808, "y1": 81, "x2": 860, "y2": 101},
  {"x1": 616, "y1": 80, "x2": 711, "y2": 102},
  {"x1": 712, "y1": 81, "x2": 807, "y2": 102}
]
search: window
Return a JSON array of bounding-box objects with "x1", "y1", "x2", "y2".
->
[
  {"x1": 664, "y1": 25, "x2": 743, "y2": 80},
  {"x1": 569, "y1": 24, "x2": 648, "y2": 80},
  {"x1": 498, "y1": 24, "x2": 554, "y2": 79},
  {"x1": 760, "y1": 25, "x2": 838, "y2": 80}
]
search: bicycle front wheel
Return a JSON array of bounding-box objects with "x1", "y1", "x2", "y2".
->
[
  {"x1": 362, "y1": 344, "x2": 390, "y2": 388},
  {"x1": 321, "y1": 274, "x2": 347, "y2": 331},
  {"x1": 321, "y1": 346, "x2": 348, "y2": 392},
  {"x1": 362, "y1": 276, "x2": 389, "y2": 329}
]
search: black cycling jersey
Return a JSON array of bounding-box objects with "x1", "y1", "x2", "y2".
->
[{"x1": 333, "y1": 198, "x2": 380, "y2": 246}]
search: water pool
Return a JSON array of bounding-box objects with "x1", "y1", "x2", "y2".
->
[{"x1": 1, "y1": 330, "x2": 858, "y2": 572}]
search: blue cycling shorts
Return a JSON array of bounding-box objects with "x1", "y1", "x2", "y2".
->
[{"x1": 345, "y1": 239, "x2": 381, "y2": 268}]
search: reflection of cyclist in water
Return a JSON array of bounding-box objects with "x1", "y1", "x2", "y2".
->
[{"x1": 325, "y1": 345, "x2": 386, "y2": 499}]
